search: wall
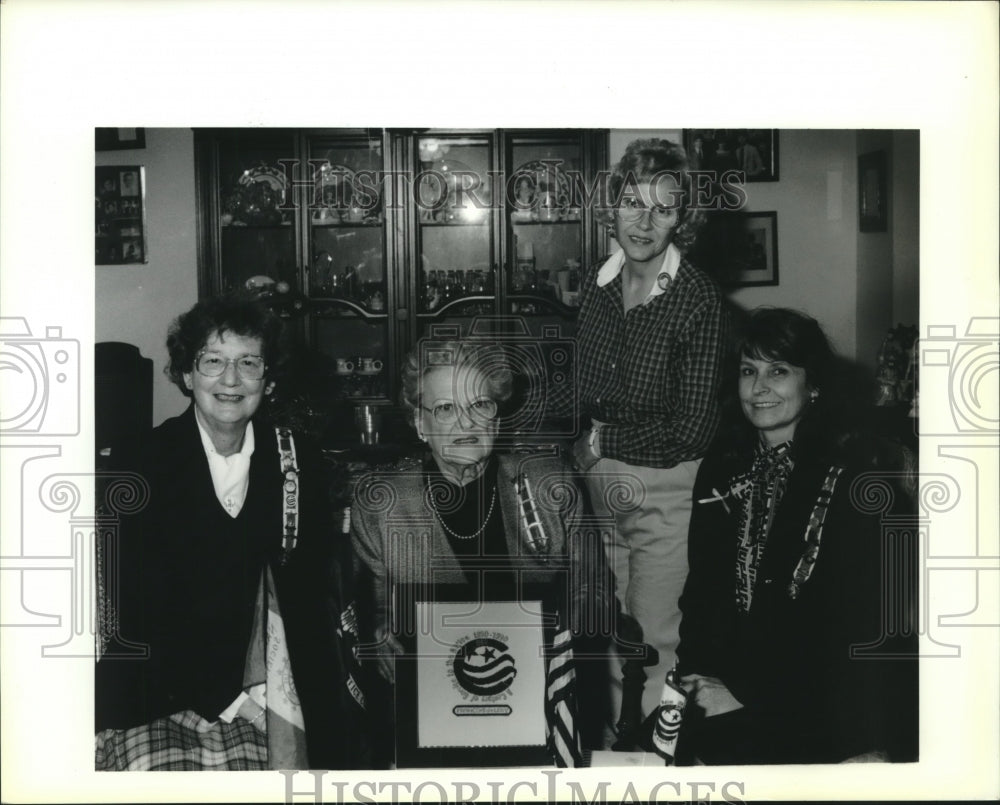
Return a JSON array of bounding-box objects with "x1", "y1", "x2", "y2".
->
[
  {"x1": 727, "y1": 131, "x2": 861, "y2": 360},
  {"x1": 610, "y1": 130, "x2": 863, "y2": 360},
  {"x1": 96, "y1": 128, "x2": 198, "y2": 425},
  {"x1": 855, "y1": 130, "x2": 895, "y2": 371},
  {"x1": 892, "y1": 130, "x2": 920, "y2": 328},
  {"x1": 101, "y1": 128, "x2": 917, "y2": 420}
]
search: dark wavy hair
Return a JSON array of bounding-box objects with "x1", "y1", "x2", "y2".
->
[
  {"x1": 718, "y1": 307, "x2": 864, "y2": 462},
  {"x1": 164, "y1": 291, "x2": 288, "y2": 396},
  {"x1": 399, "y1": 338, "x2": 514, "y2": 425},
  {"x1": 597, "y1": 137, "x2": 707, "y2": 253}
]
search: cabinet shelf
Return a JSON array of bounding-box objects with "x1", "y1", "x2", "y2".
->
[
  {"x1": 310, "y1": 220, "x2": 383, "y2": 228},
  {"x1": 197, "y1": 128, "x2": 608, "y2": 420},
  {"x1": 418, "y1": 295, "x2": 496, "y2": 318},
  {"x1": 221, "y1": 223, "x2": 293, "y2": 229},
  {"x1": 509, "y1": 219, "x2": 583, "y2": 226},
  {"x1": 507, "y1": 293, "x2": 579, "y2": 316},
  {"x1": 418, "y1": 221, "x2": 490, "y2": 228},
  {"x1": 309, "y1": 298, "x2": 389, "y2": 319}
]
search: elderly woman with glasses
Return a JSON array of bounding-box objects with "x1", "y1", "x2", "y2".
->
[
  {"x1": 573, "y1": 137, "x2": 730, "y2": 744},
  {"x1": 95, "y1": 292, "x2": 365, "y2": 770},
  {"x1": 350, "y1": 338, "x2": 608, "y2": 767}
]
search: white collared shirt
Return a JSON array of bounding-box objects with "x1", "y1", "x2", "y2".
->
[
  {"x1": 596, "y1": 241, "x2": 682, "y2": 305},
  {"x1": 194, "y1": 414, "x2": 265, "y2": 721},
  {"x1": 195, "y1": 415, "x2": 255, "y2": 518}
]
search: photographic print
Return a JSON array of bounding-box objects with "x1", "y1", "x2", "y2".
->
[
  {"x1": 859, "y1": 150, "x2": 888, "y2": 232},
  {"x1": 95, "y1": 165, "x2": 147, "y2": 265},
  {"x1": 684, "y1": 129, "x2": 779, "y2": 181}
]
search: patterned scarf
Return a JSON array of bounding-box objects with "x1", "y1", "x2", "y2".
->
[{"x1": 734, "y1": 440, "x2": 795, "y2": 612}]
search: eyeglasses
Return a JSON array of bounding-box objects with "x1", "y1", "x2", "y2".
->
[
  {"x1": 615, "y1": 197, "x2": 679, "y2": 227},
  {"x1": 195, "y1": 350, "x2": 266, "y2": 381},
  {"x1": 420, "y1": 398, "x2": 498, "y2": 426}
]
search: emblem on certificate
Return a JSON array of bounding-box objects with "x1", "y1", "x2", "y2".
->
[{"x1": 393, "y1": 586, "x2": 556, "y2": 767}]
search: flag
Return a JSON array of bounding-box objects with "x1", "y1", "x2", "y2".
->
[{"x1": 545, "y1": 626, "x2": 582, "y2": 768}]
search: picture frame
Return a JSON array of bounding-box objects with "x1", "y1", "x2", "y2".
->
[
  {"x1": 96, "y1": 166, "x2": 148, "y2": 265},
  {"x1": 392, "y1": 583, "x2": 559, "y2": 768},
  {"x1": 858, "y1": 150, "x2": 888, "y2": 232},
  {"x1": 683, "y1": 129, "x2": 779, "y2": 182},
  {"x1": 95, "y1": 127, "x2": 146, "y2": 151},
  {"x1": 693, "y1": 210, "x2": 779, "y2": 287}
]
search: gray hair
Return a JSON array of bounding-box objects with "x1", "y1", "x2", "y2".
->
[{"x1": 399, "y1": 338, "x2": 513, "y2": 423}]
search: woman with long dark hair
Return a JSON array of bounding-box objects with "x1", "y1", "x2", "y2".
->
[{"x1": 675, "y1": 307, "x2": 918, "y2": 764}]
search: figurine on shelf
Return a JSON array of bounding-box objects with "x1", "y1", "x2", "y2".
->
[
  {"x1": 313, "y1": 251, "x2": 335, "y2": 295},
  {"x1": 874, "y1": 325, "x2": 918, "y2": 407},
  {"x1": 341, "y1": 265, "x2": 357, "y2": 299}
]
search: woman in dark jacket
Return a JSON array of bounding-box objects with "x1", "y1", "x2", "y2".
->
[
  {"x1": 675, "y1": 307, "x2": 918, "y2": 764},
  {"x1": 95, "y1": 292, "x2": 365, "y2": 770}
]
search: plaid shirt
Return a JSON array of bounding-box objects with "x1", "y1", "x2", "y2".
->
[{"x1": 576, "y1": 248, "x2": 728, "y2": 468}]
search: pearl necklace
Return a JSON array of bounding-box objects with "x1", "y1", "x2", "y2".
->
[{"x1": 428, "y1": 484, "x2": 498, "y2": 540}]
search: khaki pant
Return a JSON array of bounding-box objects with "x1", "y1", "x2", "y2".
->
[{"x1": 584, "y1": 456, "x2": 700, "y2": 738}]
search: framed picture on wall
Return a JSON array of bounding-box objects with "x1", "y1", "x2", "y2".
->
[
  {"x1": 692, "y1": 210, "x2": 779, "y2": 287},
  {"x1": 95, "y1": 127, "x2": 146, "y2": 151},
  {"x1": 858, "y1": 150, "x2": 888, "y2": 232},
  {"x1": 683, "y1": 129, "x2": 779, "y2": 181},
  {"x1": 96, "y1": 166, "x2": 148, "y2": 265}
]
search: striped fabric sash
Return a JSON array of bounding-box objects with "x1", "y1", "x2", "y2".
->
[
  {"x1": 276, "y1": 427, "x2": 299, "y2": 565},
  {"x1": 787, "y1": 465, "x2": 844, "y2": 599},
  {"x1": 514, "y1": 472, "x2": 550, "y2": 560}
]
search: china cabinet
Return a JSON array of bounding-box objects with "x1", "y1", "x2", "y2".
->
[{"x1": 195, "y1": 128, "x2": 608, "y2": 445}]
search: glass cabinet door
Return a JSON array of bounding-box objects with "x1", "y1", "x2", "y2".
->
[
  {"x1": 505, "y1": 133, "x2": 587, "y2": 315},
  {"x1": 305, "y1": 134, "x2": 391, "y2": 403},
  {"x1": 214, "y1": 130, "x2": 299, "y2": 292},
  {"x1": 413, "y1": 134, "x2": 496, "y2": 339}
]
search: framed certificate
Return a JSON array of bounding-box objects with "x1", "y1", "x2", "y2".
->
[{"x1": 394, "y1": 583, "x2": 558, "y2": 768}]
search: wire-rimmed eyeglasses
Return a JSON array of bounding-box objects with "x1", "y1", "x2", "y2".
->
[
  {"x1": 615, "y1": 196, "x2": 680, "y2": 227},
  {"x1": 195, "y1": 349, "x2": 266, "y2": 381},
  {"x1": 420, "y1": 398, "x2": 498, "y2": 426}
]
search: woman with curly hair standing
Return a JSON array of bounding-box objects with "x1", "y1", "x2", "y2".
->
[{"x1": 572, "y1": 138, "x2": 730, "y2": 743}]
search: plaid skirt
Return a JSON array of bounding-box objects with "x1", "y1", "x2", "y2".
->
[{"x1": 95, "y1": 710, "x2": 267, "y2": 771}]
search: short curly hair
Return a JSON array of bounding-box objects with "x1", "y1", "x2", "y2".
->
[
  {"x1": 597, "y1": 137, "x2": 706, "y2": 253},
  {"x1": 164, "y1": 291, "x2": 288, "y2": 396},
  {"x1": 399, "y1": 338, "x2": 514, "y2": 425}
]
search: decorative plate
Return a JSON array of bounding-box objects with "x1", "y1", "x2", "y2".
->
[
  {"x1": 418, "y1": 158, "x2": 477, "y2": 222},
  {"x1": 511, "y1": 159, "x2": 572, "y2": 212},
  {"x1": 238, "y1": 165, "x2": 287, "y2": 197},
  {"x1": 313, "y1": 162, "x2": 356, "y2": 209}
]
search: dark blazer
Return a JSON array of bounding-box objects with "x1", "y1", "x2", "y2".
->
[
  {"x1": 677, "y1": 444, "x2": 918, "y2": 763},
  {"x1": 95, "y1": 405, "x2": 364, "y2": 769}
]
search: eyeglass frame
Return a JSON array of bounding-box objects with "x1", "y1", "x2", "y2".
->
[
  {"x1": 194, "y1": 348, "x2": 267, "y2": 380},
  {"x1": 419, "y1": 397, "x2": 499, "y2": 426},
  {"x1": 614, "y1": 197, "x2": 683, "y2": 227}
]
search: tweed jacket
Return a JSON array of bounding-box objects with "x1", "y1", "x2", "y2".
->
[{"x1": 351, "y1": 451, "x2": 606, "y2": 638}]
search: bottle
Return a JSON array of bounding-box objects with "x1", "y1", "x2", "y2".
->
[
  {"x1": 424, "y1": 269, "x2": 439, "y2": 310},
  {"x1": 650, "y1": 664, "x2": 687, "y2": 764},
  {"x1": 515, "y1": 240, "x2": 535, "y2": 291}
]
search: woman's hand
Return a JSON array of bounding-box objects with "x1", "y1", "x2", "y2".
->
[
  {"x1": 571, "y1": 431, "x2": 601, "y2": 473},
  {"x1": 373, "y1": 625, "x2": 404, "y2": 685},
  {"x1": 680, "y1": 674, "x2": 744, "y2": 718}
]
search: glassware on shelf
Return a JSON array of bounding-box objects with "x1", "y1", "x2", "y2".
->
[{"x1": 514, "y1": 240, "x2": 536, "y2": 291}]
